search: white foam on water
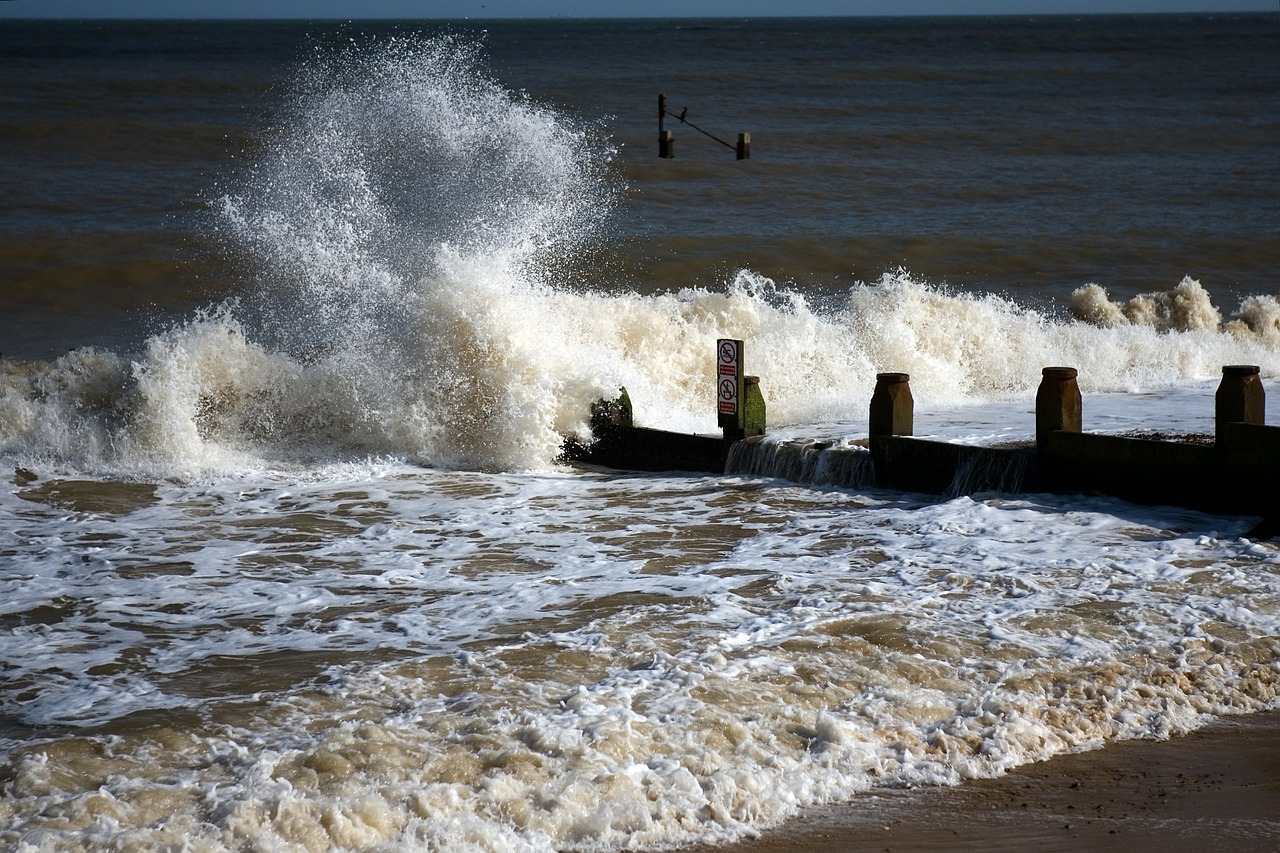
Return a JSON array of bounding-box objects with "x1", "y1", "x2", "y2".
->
[
  {"x1": 2, "y1": 271, "x2": 1277, "y2": 478},
  {"x1": 2, "y1": 461, "x2": 1279, "y2": 851}
]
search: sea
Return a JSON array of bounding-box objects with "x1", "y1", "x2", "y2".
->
[{"x1": 2, "y1": 13, "x2": 1279, "y2": 852}]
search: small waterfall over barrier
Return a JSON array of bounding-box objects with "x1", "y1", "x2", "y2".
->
[
  {"x1": 726, "y1": 438, "x2": 876, "y2": 489},
  {"x1": 727, "y1": 435, "x2": 1038, "y2": 499},
  {"x1": 941, "y1": 443, "x2": 1038, "y2": 496}
]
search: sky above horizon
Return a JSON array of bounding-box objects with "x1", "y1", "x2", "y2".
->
[{"x1": 0, "y1": 0, "x2": 1275, "y2": 18}]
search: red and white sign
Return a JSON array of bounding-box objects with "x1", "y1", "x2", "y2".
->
[
  {"x1": 716, "y1": 338, "x2": 741, "y2": 417},
  {"x1": 718, "y1": 376, "x2": 737, "y2": 413},
  {"x1": 718, "y1": 339, "x2": 737, "y2": 367}
]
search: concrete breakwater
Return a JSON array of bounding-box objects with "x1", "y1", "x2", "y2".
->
[{"x1": 563, "y1": 365, "x2": 1278, "y2": 528}]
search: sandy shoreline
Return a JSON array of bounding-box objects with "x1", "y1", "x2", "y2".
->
[{"x1": 688, "y1": 711, "x2": 1280, "y2": 853}]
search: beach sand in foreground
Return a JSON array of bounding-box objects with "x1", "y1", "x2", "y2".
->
[{"x1": 690, "y1": 711, "x2": 1280, "y2": 853}]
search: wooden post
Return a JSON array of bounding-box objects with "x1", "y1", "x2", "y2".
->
[
  {"x1": 659, "y1": 130, "x2": 674, "y2": 159},
  {"x1": 717, "y1": 338, "x2": 744, "y2": 441},
  {"x1": 743, "y1": 375, "x2": 766, "y2": 437},
  {"x1": 1036, "y1": 367, "x2": 1082, "y2": 450},
  {"x1": 658, "y1": 94, "x2": 673, "y2": 158},
  {"x1": 869, "y1": 372, "x2": 913, "y2": 440},
  {"x1": 736, "y1": 132, "x2": 750, "y2": 160},
  {"x1": 1216, "y1": 365, "x2": 1265, "y2": 436},
  {"x1": 590, "y1": 387, "x2": 633, "y2": 436}
]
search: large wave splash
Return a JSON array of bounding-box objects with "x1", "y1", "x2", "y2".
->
[
  {"x1": 4, "y1": 270, "x2": 1276, "y2": 478},
  {"x1": 209, "y1": 34, "x2": 624, "y2": 472},
  {"x1": 1, "y1": 35, "x2": 628, "y2": 478},
  {"x1": 1, "y1": 35, "x2": 1278, "y2": 477}
]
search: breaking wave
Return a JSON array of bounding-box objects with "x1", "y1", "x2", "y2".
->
[
  {"x1": 1071, "y1": 276, "x2": 1280, "y2": 346},
  {"x1": 1, "y1": 37, "x2": 1278, "y2": 479}
]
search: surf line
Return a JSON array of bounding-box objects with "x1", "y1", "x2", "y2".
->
[{"x1": 561, "y1": 345, "x2": 1277, "y2": 537}]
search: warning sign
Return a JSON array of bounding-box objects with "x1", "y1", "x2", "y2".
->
[
  {"x1": 716, "y1": 338, "x2": 743, "y2": 422},
  {"x1": 718, "y1": 376, "x2": 737, "y2": 413},
  {"x1": 718, "y1": 339, "x2": 737, "y2": 366}
]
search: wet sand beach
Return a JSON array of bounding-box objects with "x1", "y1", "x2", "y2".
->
[{"x1": 693, "y1": 711, "x2": 1280, "y2": 853}]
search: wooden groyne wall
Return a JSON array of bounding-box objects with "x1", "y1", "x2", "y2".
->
[
  {"x1": 562, "y1": 362, "x2": 1278, "y2": 526},
  {"x1": 863, "y1": 365, "x2": 1277, "y2": 519}
]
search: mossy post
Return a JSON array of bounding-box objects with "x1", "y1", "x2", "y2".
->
[
  {"x1": 1036, "y1": 367, "x2": 1081, "y2": 450},
  {"x1": 869, "y1": 372, "x2": 913, "y2": 440},
  {"x1": 590, "y1": 387, "x2": 633, "y2": 436},
  {"x1": 742, "y1": 375, "x2": 766, "y2": 437},
  {"x1": 1216, "y1": 365, "x2": 1264, "y2": 436},
  {"x1": 736, "y1": 132, "x2": 750, "y2": 160}
]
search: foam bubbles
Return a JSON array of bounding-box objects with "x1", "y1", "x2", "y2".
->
[
  {"x1": 1070, "y1": 277, "x2": 1225, "y2": 332},
  {"x1": 4, "y1": 269, "x2": 1279, "y2": 476},
  {"x1": 2, "y1": 454, "x2": 1279, "y2": 851},
  {"x1": 1071, "y1": 276, "x2": 1280, "y2": 349},
  {"x1": 1229, "y1": 293, "x2": 1280, "y2": 348}
]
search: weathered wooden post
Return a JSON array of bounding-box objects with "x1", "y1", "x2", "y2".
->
[
  {"x1": 717, "y1": 340, "x2": 765, "y2": 440},
  {"x1": 659, "y1": 130, "x2": 674, "y2": 159},
  {"x1": 590, "y1": 387, "x2": 633, "y2": 436},
  {"x1": 1216, "y1": 365, "x2": 1265, "y2": 436},
  {"x1": 1036, "y1": 366, "x2": 1082, "y2": 450},
  {"x1": 718, "y1": 338, "x2": 744, "y2": 440},
  {"x1": 742, "y1": 375, "x2": 765, "y2": 437},
  {"x1": 736, "y1": 132, "x2": 750, "y2": 160},
  {"x1": 659, "y1": 94, "x2": 674, "y2": 158},
  {"x1": 869, "y1": 372, "x2": 913, "y2": 440}
]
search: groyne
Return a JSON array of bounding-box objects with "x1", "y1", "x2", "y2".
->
[{"x1": 563, "y1": 362, "x2": 1278, "y2": 528}]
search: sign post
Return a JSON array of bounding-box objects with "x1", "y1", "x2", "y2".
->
[{"x1": 717, "y1": 338, "x2": 744, "y2": 440}]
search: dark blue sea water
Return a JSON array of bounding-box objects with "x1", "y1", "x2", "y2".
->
[{"x1": 3, "y1": 15, "x2": 1277, "y2": 360}]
